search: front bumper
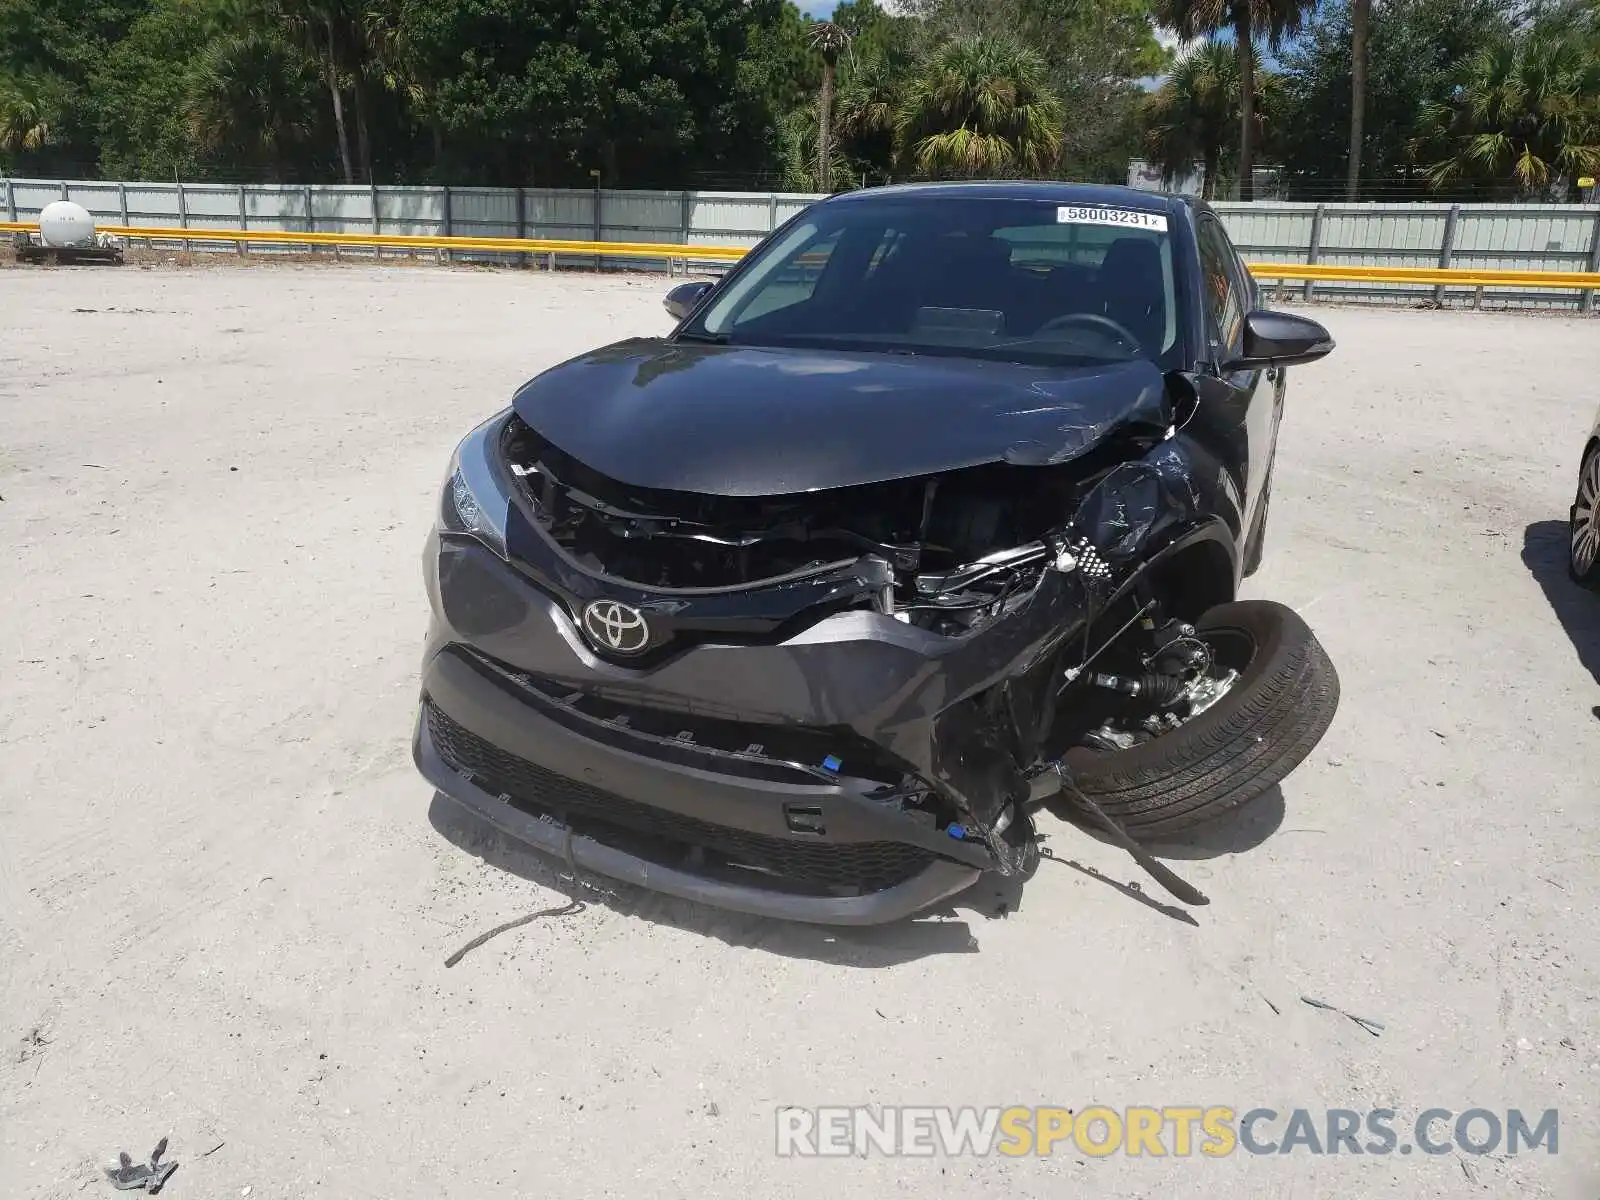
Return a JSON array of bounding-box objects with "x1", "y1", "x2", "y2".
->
[
  {"x1": 416, "y1": 530, "x2": 1058, "y2": 924},
  {"x1": 415, "y1": 702, "x2": 981, "y2": 926}
]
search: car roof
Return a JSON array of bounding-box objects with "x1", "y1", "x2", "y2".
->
[{"x1": 824, "y1": 180, "x2": 1190, "y2": 215}]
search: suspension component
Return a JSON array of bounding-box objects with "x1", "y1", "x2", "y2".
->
[{"x1": 1088, "y1": 671, "x2": 1189, "y2": 707}]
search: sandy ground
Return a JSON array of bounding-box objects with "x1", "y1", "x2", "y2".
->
[{"x1": 2, "y1": 262, "x2": 1598, "y2": 1200}]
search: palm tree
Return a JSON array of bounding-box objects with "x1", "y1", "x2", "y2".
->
[
  {"x1": 350, "y1": 1, "x2": 414, "y2": 185},
  {"x1": 1422, "y1": 32, "x2": 1600, "y2": 198},
  {"x1": 778, "y1": 106, "x2": 860, "y2": 192},
  {"x1": 277, "y1": 0, "x2": 389, "y2": 182},
  {"x1": 0, "y1": 75, "x2": 56, "y2": 157},
  {"x1": 808, "y1": 21, "x2": 852, "y2": 192},
  {"x1": 1151, "y1": 0, "x2": 1310, "y2": 199},
  {"x1": 1142, "y1": 41, "x2": 1245, "y2": 199},
  {"x1": 1347, "y1": 0, "x2": 1371, "y2": 199},
  {"x1": 895, "y1": 35, "x2": 1065, "y2": 179},
  {"x1": 835, "y1": 48, "x2": 904, "y2": 181},
  {"x1": 185, "y1": 26, "x2": 320, "y2": 178}
]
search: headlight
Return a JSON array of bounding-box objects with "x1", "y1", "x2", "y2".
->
[{"x1": 438, "y1": 411, "x2": 512, "y2": 558}]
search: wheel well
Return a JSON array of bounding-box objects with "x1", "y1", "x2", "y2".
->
[{"x1": 1146, "y1": 534, "x2": 1236, "y2": 623}]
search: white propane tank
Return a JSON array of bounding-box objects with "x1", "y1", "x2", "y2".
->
[{"x1": 38, "y1": 200, "x2": 97, "y2": 248}]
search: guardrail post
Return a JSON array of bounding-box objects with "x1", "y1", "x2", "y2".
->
[
  {"x1": 60, "y1": 180, "x2": 69, "y2": 201},
  {"x1": 5, "y1": 178, "x2": 15, "y2": 223},
  {"x1": 440, "y1": 184, "x2": 451, "y2": 265},
  {"x1": 177, "y1": 182, "x2": 190, "y2": 253},
  {"x1": 677, "y1": 190, "x2": 692, "y2": 276},
  {"x1": 768, "y1": 193, "x2": 778, "y2": 231},
  {"x1": 1436, "y1": 205, "x2": 1460, "y2": 306},
  {"x1": 1582, "y1": 207, "x2": 1600, "y2": 314},
  {"x1": 1303, "y1": 204, "x2": 1324, "y2": 302},
  {"x1": 370, "y1": 182, "x2": 381, "y2": 260},
  {"x1": 236, "y1": 185, "x2": 247, "y2": 256},
  {"x1": 516, "y1": 185, "x2": 527, "y2": 269},
  {"x1": 304, "y1": 185, "x2": 315, "y2": 256},
  {"x1": 117, "y1": 181, "x2": 128, "y2": 228},
  {"x1": 592, "y1": 185, "x2": 602, "y2": 273}
]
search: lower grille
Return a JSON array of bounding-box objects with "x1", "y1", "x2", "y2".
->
[{"x1": 425, "y1": 700, "x2": 937, "y2": 894}]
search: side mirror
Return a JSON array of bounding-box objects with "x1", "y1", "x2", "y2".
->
[
  {"x1": 1225, "y1": 310, "x2": 1335, "y2": 370},
  {"x1": 664, "y1": 280, "x2": 713, "y2": 322}
]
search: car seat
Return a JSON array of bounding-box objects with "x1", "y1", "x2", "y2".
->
[{"x1": 1097, "y1": 237, "x2": 1167, "y2": 355}]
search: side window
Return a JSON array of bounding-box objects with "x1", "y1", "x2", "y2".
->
[{"x1": 1197, "y1": 217, "x2": 1245, "y2": 356}]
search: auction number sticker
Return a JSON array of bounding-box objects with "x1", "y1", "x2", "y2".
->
[{"x1": 1057, "y1": 206, "x2": 1168, "y2": 231}]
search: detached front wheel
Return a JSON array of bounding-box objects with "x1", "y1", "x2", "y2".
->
[{"x1": 1064, "y1": 599, "x2": 1340, "y2": 840}]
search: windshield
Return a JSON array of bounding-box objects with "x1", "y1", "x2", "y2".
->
[{"x1": 686, "y1": 195, "x2": 1180, "y2": 369}]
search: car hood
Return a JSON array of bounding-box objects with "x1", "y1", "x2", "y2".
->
[{"x1": 510, "y1": 338, "x2": 1172, "y2": 496}]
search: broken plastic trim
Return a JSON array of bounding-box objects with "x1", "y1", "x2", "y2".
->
[{"x1": 1067, "y1": 440, "x2": 1204, "y2": 566}]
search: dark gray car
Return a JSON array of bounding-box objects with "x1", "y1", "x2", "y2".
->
[{"x1": 414, "y1": 182, "x2": 1341, "y2": 924}]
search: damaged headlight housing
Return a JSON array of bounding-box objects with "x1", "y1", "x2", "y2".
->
[{"x1": 438, "y1": 410, "x2": 512, "y2": 558}]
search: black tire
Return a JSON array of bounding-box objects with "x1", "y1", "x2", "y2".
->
[
  {"x1": 1569, "y1": 442, "x2": 1600, "y2": 588},
  {"x1": 1064, "y1": 599, "x2": 1339, "y2": 839}
]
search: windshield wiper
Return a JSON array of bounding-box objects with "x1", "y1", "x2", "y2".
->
[{"x1": 674, "y1": 330, "x2": 728, "y2": 344}]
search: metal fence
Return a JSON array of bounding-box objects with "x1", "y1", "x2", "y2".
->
[
  {"x1": 1, "y1": 177, "x2": 816, "y2": 271},
  {"x1": 6, "y1": 177, "x2": 1600, "y2": 310},
  {"x1": 1216, "y1": 201, "x2": 1600, "y2": 310}
]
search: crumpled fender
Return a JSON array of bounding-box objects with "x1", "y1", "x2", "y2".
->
[{"x1": 918, "y1": 431, "x2": 1241, "y2": 827}]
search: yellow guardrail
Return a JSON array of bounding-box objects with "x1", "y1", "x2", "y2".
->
[
  {"x1": 1245, "y1": 261, "x2": 1600, "y2": 288},
  {"x1": 1, "y1": 219, "x2": 749, "y2": 261},
  {"x1": 5, "y1": 220, "x2": 1597, "y2": 289}
]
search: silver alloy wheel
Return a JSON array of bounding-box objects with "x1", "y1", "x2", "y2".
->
[{"x1": 1573, "y1": 447, "x2": 1600, "y2": 579}]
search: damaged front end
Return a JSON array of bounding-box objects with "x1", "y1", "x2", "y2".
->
[{"x1": 479, "y1": 368, "x2": 1229, "y2": 885}]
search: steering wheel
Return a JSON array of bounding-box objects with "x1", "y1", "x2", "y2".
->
[{"x1": 1033, "y1": 312, "x2": 1144, "y2": 353}]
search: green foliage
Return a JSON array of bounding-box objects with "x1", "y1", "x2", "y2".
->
[
  {"x1": 0, "y1": 0, "x2": 147, "y2": 172},
  {"x1": 836, "y1": 46, "x2": 906, "y2": 180},
  {"x1": 1151, "y1": 0, "x2": 1311, "y2": 197},
  {"x1": 91, "y1": 0, "x2": 224, "y2": 178},
  {"x1": 1, "y1": 0, "x2": 1595, "y2": 198},
  {"x1": 0, "y1": 72, "x2": 65, "y2": 157},
  {"x1": 741, "y1": 1, "x2": 818, "y2": 124},
  {"x1": 184, "y1": 7, "x2": 325, "y2": 179},
  {"x1": 778, "y1": 105, "x2": 859, "y2": 190},
  {"x1": 1143, "y1": 39, "x2": 1274, "y2": 197},
  {"x1": 833, "y1": 0, "x2": 918, "y2": 70},
  {"x1": 1420, "y1": 26, "x2": 1600, "y2": 198},
  {"x1": 902, "y1": 0, "x2": 1169, "y2": 180},
  {"x1": 397, "y1": 0, "x2": 777, "y2": 186},
  {"x1": 1276, "y1": 0, "x2": 1515, "y2": 197},
  {"x1": 896, "y1": 34, "x2": 1064, "y2": 178}
]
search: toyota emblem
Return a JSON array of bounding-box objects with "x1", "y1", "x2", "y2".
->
[{"x1": 582, "y1": 599, "x2": 650, "y2": 655}]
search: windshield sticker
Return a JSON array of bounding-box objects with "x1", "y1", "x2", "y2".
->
[{"x1": 1057, "y1": 206, "x2": 1168, "y2": 232}]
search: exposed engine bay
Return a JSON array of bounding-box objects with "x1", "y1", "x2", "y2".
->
[
  {"x1": 477, "y1": 389, "x2": 1291, "y2": 913},
  {"x1": 502, "y1": 414, "x2": 1179, "y2": 637}
]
